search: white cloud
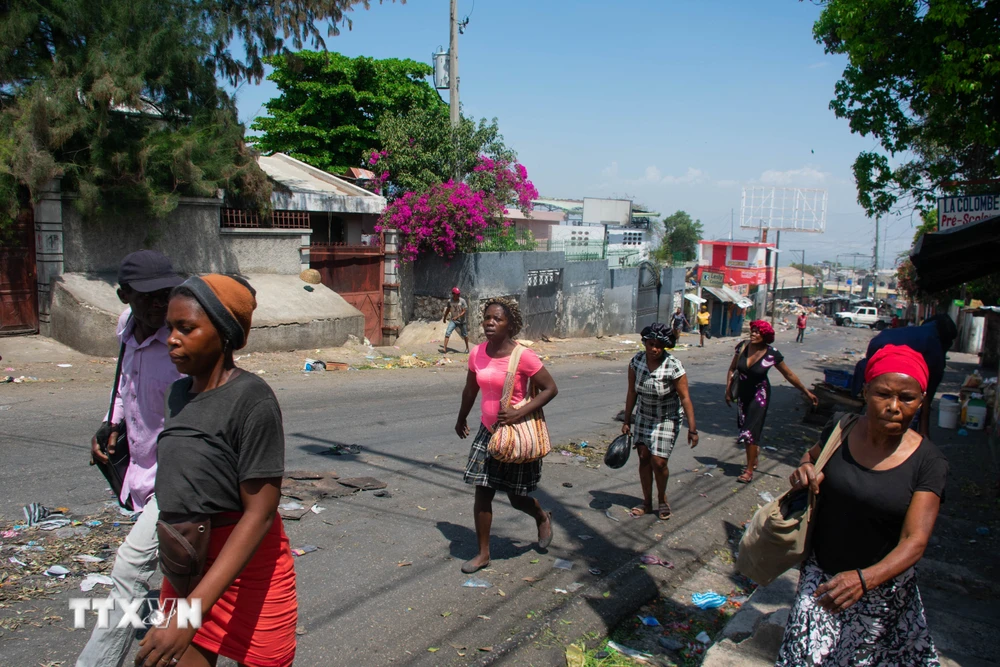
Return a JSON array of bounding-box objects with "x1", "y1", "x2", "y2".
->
[
  {"x1": 715, "y1": 179, "x2": 740, "y2": 189},
  {"x1": 757, "y1": 166, "x2": 829, "y2": 187},
  {"x1": 644, "y1": 165, "x2": 662, "y2": 182},
  {"x1": 601, "y1": 161, "x2": 619, "y2": 178},
  {"x1": 661, "y1": 167, "x2": 707, "y2": 185},
  {"x1": 807, "y1": 61, "x2": 829, "y2": 69}
]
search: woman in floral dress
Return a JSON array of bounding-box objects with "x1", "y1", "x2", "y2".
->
[
  {"x1": 725, "y1": 320, "x2": 817, "y2": 483},
  {"x1": 775, "y1": 344, "x2": 947, "y2": 666}
]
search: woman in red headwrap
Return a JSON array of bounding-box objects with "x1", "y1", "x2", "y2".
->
[
  {"x1": 775, "y1": 344, "x2": 948, "y2": 666},
  {"x1": 725, "y1": 320, "x2": 818, "y2": 483}
]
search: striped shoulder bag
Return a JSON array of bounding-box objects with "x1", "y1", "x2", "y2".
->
[{"x1": 487, "y1": 344, "x2": 551, "y2": 464}]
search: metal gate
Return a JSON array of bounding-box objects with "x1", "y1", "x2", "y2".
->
[
  {"x1": 523, "y1": 269, "x2": 561, "y2": 338},
  {"x1": 0, "y1": 207, "x2": 38, "y2": 334},
  {"x1": 310, "y1": 242, "x2": 384, "y2": 345},
  {"x1": 636, "y1": 261, "x2": 661, "y2": 332}
]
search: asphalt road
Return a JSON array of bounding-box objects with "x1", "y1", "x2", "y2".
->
[{"x1": 0, "y1": 323, "x2": 873, "y2": 666}]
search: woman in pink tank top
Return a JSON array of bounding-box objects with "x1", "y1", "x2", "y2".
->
[{"x1": 454, "y1": 297, "x2": 559, "y2": 574}]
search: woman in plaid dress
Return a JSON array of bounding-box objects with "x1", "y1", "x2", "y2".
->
[
  {"x1": 622, "y1": 323, "x2": 699, "y2": 520},
  {"x1": 455, "y1": 297, "x2": 559, "y2": 574}
]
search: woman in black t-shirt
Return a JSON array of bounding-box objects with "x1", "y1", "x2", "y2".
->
[
  {"x1": 135, "y1": 275, "x2": 296, "y2": 667},
  {"x1": 775, "y1": 344, "x2": 947, "y2": 667}
]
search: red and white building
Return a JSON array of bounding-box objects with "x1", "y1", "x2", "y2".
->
[{"x1": 696, "y1": 240, "x2": 775, "y2": 287}]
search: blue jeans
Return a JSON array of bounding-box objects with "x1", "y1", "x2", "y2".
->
[
  {"x1": 445, "y1": 320, "x2": 467, "y2": 338},
  {"x1": 76, "y1": 495, "x2": 159, "y2": 667}
]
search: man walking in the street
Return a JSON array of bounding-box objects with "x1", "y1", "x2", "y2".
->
[
  {"x1": 795, "y1": 312, "x2": 807, "y2": 343},
  {"x1": 77, "y1": 250, "x2": 183, "y2": 667},
  {"x1": 696, "y1": 304, "x2": 711, "y2": 347},
  {"x1": 440, "y1": 287, "x2": 469, "y2": 354},
  {"x1": 671, "y1": 307, "x2": 688, "y2": 339}
]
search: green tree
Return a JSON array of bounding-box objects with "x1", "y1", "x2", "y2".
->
[
  {"x1": 0, "y1": 0, "x2": 390, "y2": 225},
  {"x1": 370, "y1": 106, "x2": 516, "y2": 197},
  {"x1": 812, "y1": 0, "x2": 1000, "y2": 216},
  {"x1": 653, "y1": 210, "x2": 704, "y2": 264},
  {"x1": 252, "y1": 52, "x2": 445, "y2": 173}
]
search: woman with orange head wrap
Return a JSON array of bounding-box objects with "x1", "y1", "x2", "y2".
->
[{"x1": 135, "y1": 275, "x2": 297, "y2": 667}]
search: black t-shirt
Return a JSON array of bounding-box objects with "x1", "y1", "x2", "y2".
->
[
  {"x1": 156, "y1": 371, "x2": 285, "y2": 514},
  {"x1": 811, "y1": 421, "x2": 948, "y2": 575}
]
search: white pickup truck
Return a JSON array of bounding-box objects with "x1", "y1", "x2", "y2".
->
[{"x1": 833, "y1": 306, "x2": 890, "y2": 329}]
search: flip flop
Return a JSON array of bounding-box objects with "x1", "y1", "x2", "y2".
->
[
  {"x1": 737, "y1": 469, "x2": 754, "y2": 483},
  {"x1": 629, "y1": 504, "x2": 653, "y2": 518},
  {"x1": 657, "y1": 503, "x2": 672, "y2": 520},
  {"x1": 461, "y1": 558, "x2": 490, "y2": 574},
  {"x1": 537, "y1": 511, "x2": 553, "y2": 549}
]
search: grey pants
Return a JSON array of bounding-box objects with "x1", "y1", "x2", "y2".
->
[{"x1": 76, "y1": 495, "x2": 160, "y2": 667}]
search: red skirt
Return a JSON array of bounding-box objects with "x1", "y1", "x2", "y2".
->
[{"x1": 161, "y1": 516, "x2": 297, "y2": 667}]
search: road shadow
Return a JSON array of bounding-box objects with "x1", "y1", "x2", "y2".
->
[
  {"x1": 436, "y1": 520, "x2": 536, "y2": 563},
  {"x1": 588, "y1": 489, "x2": 640, "y2": 511},
  {"x1": 695, "y1": 455, "x2": 744, "y2": 479}
]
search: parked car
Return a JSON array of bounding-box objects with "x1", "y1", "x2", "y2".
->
[{"x1": 833, "y1": 306, "x2": 891, "y2": 329}]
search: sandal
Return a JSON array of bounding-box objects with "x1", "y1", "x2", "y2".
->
[
  {"x1": 537, "y1": 511, "x2": 553, "y2": 549},
  {"x1": 629, "y1": 504, "x2": 653, "y2": 518},
  {"x1": 461, "y1": 557, "x2": 490, "y2": 574},
  {"x1": 657, "y1": 503, "x2": 672, "y2": 520},
  {"x1": 737, "y1": 469, "x2": 754, "y2": 484}
]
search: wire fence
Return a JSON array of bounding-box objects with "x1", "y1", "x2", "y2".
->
[
  {"x1": 472, "y1": 229, "x2": 673, "y2": 268},
  {"x1": 477, "y1": 226, "x2": 539, "y2": 252}
]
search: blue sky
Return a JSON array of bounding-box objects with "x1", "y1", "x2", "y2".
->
[{"x1": 231, "y1": 0, "x2": 916, "y2": 268}]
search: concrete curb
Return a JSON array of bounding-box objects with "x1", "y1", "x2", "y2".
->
[{"x1": 471, "y1": 471, "x2": 774, "y2": 666}]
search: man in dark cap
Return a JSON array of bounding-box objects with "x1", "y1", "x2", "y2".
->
[{"x1": 78, "y1": 250, "x2": 184, "y2": 666}]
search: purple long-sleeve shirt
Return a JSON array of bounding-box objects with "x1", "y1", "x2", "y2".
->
[{"x1": 107, "y1": 309, "x2": 183, "y2": 510}]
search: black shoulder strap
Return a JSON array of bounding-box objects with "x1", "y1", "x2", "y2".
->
[{"x1": 108, "y1": 317, "x2": 131, "y2": 423}]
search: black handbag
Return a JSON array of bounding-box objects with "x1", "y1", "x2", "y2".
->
[
  {"x1": 604, "y1": 433, "x2": 632, "y2": 469},
  {"x1": 93, "y1": 330, "x2": 134, "y2": 511}
]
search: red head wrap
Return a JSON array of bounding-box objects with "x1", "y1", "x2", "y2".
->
[
  {"x1": 749, "y1": 319, "x2": 775, "y2": 344},
  {"x1": 864, "y1": 344, "x2": 929, "y2": 391}
]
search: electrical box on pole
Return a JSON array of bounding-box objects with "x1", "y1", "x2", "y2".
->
[{"x1": 432, "y1": 50, "x2": 449, "y2": 89}]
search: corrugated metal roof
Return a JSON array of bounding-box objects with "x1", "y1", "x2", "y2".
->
[
  {"x1": 721, "y1": 285, "x2": 754, "y2": 308},
  {"x1": 702, "y1": 286, "x2": 733, "y2": 303}
]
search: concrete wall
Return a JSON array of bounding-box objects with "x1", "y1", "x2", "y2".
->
[
  {"x1": 39, "y1": 184, "x2": 370, "y2": 354},
  {"x1": 410, "y1": 251, "x2": 652, "y2": 339},
  {"x1": 562, "y1": 260, "x2": 608, "y2": 338},
  {"x1": 51, "y1": 273, "x2": 363, "y2": 357},
  {"x1": 62, "y1": 196, "x2": 307, "y2": 276}
]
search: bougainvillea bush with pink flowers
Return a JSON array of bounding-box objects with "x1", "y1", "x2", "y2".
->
[{"x1": 374, "y1": 155, "x2": 539, "y2": 261}]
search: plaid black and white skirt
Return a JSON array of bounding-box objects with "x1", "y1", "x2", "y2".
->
[{"x1": 463, "y1": 424, "x2": 542, "y2": 496}]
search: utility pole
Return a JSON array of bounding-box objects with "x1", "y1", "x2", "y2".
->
[
  {"x1": 769, "y1": 230, "x2": 781, "y2": 325},
  {"x1": 872, "y1": 216, "x2": 880, "y2": 300},
  {"x1": 448, "y1": 0, "x2": 461, "y2": 180},
  {"x1": 449, "y1": 0, "x2": 460, "y2": 130}
]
